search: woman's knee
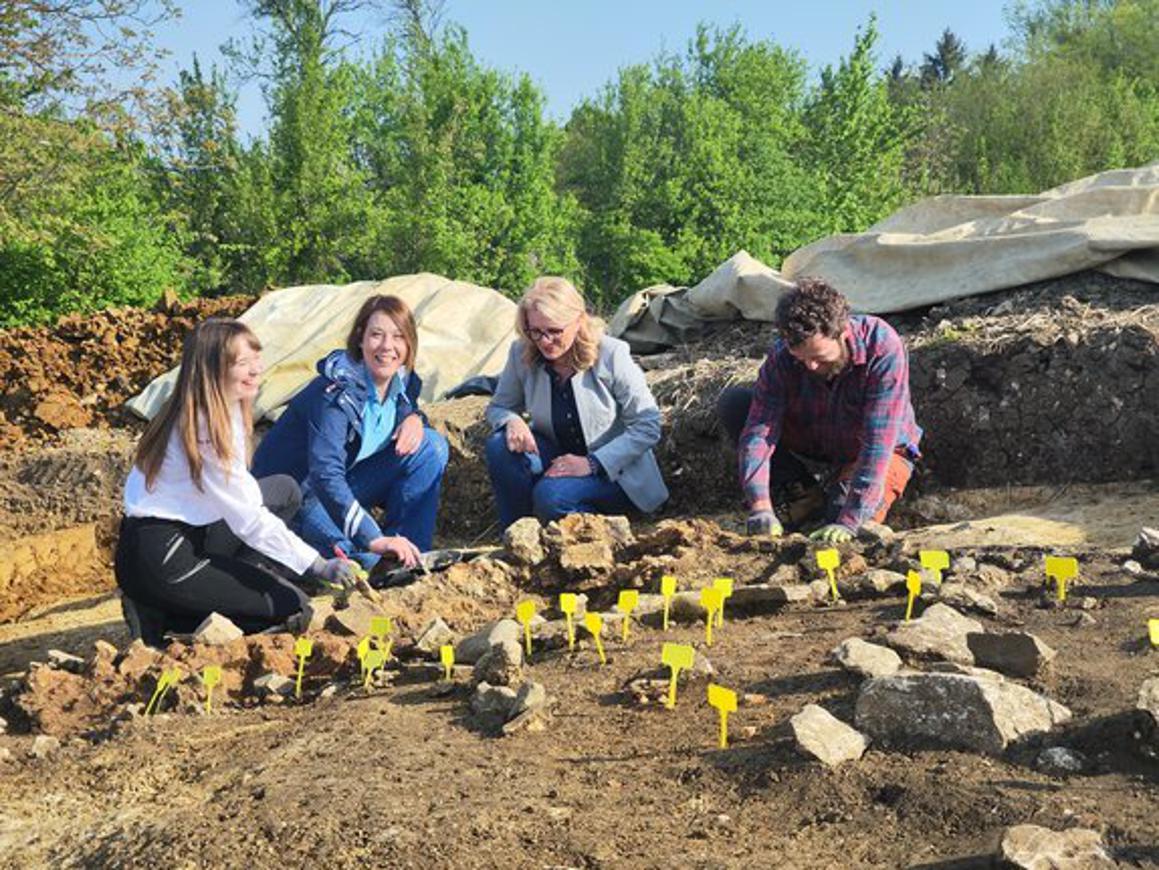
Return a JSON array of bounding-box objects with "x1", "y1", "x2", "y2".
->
[
  {"x1": 420, "y1": 427, "x2": 449, "y2": 471},
  {"x1": 531, "y1": 480, "x2": 570, "y2": 523}
]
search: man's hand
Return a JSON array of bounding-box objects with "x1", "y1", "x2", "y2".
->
[
  {"x1": 544, "y1": 454, "x2": 591, "y2": 478},
  {"x1": 746, "y1": 509, "x2": 783, "y2": 538},
  {"x1": 394, "y1": 413, "x2": 424, "y2": 455},
  {"x1": 504, "y1": 417, "x2": 537, "y2": 454},
  {"x1": 809, "y1": 523, "x2": 855, "y2": 544}
]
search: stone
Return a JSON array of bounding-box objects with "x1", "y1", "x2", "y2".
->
[
  {"x1": 192, "y1": 612, "x2": 244, "y2": 646},
  {"x1": 558, "y1": 541, "x2": 615, "y2": 574},
  {"x1": 1122, "y1": 559, "x2": 1146, "y2": 578},
  {"x1": 937, "y1": 582, "x2": 999, "y2": 616},
  {"x1": 30, "y1": 735, "x2": 61, "y2": 759},
  {"x1": 667, "y1": 591, "x2": 708, "y2": 623},
  {"x1": 472, "y1": 639, "x2": 524, "y2": 687},
  {"x1": 789, "y1": 704, "x2": 868, "y2": 767},
  {"x1": 456, "y1": 619, "x2": 522, "y2": 664},
  {"x1": 1132, "y1": 526, "x2": 1159, "y2": 570},
  {"x1": 728, "y1": 583, "x2": 812, "y2": 607},
  {"x1": 691, "y1": 651, "x2": 715, "y2": 677},
  {"x1": 325, "y1": 592, "x2": 388, "y2": 638},
  {"x1": 973, "y1": 563, "x2": 1013, "y2": 589},
  {"x1": 470, "y1": 682, "x2": 518, "y2": 718},
  {"x1": 808, "y1": 579, "x2": 833, "y2": 602},
  {"x1": 504, "y1": 517, "x2": 545, "y2": 566},
  {"x1": 857, "y1": 521, "x2": 894, "y2": 544},
  {"x1": 509, "y1": 680, "x2": 547, "y2": 718},
  {"x1": 0, "y1": 747, "x2": 11, "y2": 762},
  {"x1": 831, "y1": 638, "x2": 902, "y2": 679},
  {"x1": 950, "y1": 555, "x2": 978, "y2": 575},
  {"x1": 1071, "y1": 613, "x2": 1097, "y2": 628},
  {"x1": 46, "y1": 650, "x2": 86, "y2": 673},
  {"x1": 1138, "y1": 677, "x2": 1159, "y2": 727},
  {"x1": 1035, "y1": 746, "x2": 1086, "y2": 775},
  {"x1": 252, "y1": 673, "x2": 294, "y2": 698},
  {"x1": 998, "y1": 825, "x2": 1114, "y2": 869},
  {"x1": 885, "y1": 603, "x2": 982, "y2": 665},
  {"x1": 92, "y1": 639, "x2": 119, "y2": 662},
  {"x1": 414, "y1": 617, "x2": 455, "y2": 655},
  {"x1": 0, "y1": 715, "x2": 7, "y2": 734},
  {"x1": 967, "y1": 631, "x2": 1056, "y2": 679},
  {"x1": 116, "y1": 640, "x2": 162, "y2": 681},
  {"x1": 855, "y1": 672, "x2": 1072, "y2": 755},
  {"x1": 858, "y1": 570, "x2": 906, "y2": 596},
  {"x1": 306, "y1": 600, "x2": 335, "y2": 633}
]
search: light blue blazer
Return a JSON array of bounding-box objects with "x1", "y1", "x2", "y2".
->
[{"x1": 485, "y1": 335, "x2": 669, "y2": 513}]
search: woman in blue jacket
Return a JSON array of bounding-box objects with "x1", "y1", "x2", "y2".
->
[{"x1": 252, "y1": 295, "x2": 448, "y2": 569}]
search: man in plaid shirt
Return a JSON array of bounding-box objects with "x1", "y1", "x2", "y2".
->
[{"x1": 718, "y1": 278, "x2": 922, "y2": 543}]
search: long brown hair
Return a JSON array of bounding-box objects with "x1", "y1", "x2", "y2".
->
[
  {"x1": 516, "y1": 276, "x2": 604, "y2": 371},
  {"x1": 346, "y1": 295, "x2": 418, "y2": 371},
  {"x1": 135, "y1": 319, "x2": 261, "y2": 490}
]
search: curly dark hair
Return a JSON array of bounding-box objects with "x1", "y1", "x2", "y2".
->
[{"x1": 774, "y1": 277, "x2": 851, "y2": 346}]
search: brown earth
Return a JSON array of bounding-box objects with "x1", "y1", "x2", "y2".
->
[{"x1": 1, "y1": 518, "x2": 1157, "y2": 867}]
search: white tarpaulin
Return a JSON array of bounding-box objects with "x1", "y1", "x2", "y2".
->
[
  {"x1": 127, "y1": 273, "x2": 518, "y2": 421},
  {"x1": 610, "y1": 163, "x2": 1159, "y2": 352}
]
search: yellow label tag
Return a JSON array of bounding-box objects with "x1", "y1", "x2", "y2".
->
[
  {"x1": 815, "y1": 549, "x2": 840, "y2": 571},
  {"x1": 1044, "y1": 555, "x2": 1078, "y2": 583},
  {"x1": 617, "y1": 590, "x2": 639, "y2": 643},
  {"x1": 700, "y1": 587, "x2": 722, "y2": 646},
  {"x1": 660, "y1": 575, "x2": 677, "y2": 631},
  {"x1": 439, "y1": 644, "x2": 454, "y2": 680},
  {"x1": 515, "y1": 600, "x2": 536, "y2": 656},
  {"x1": 583, "y1": 612, "x2": 606, "y2": 665},
  {"x1": 201, "y1": 665, "x2": 222, "y2": 714},
  {"x1": 707, "y1": 683, "x2": 738, "y2": 749},
  {"x1": 362, "y1": 649, "x2": 386, "y2": 688},
  {"x1": 560, "y1": 593, "x2": 577, "y2": 650},
  {"x1": 713, "y1": 577, "x2": 734, "y2": 627},
  {"x1": 919, "y1": 550, "x2": 949, "y2": 584},
  {"x1": 370, "y1": 616, "x2": 393, "y2": 657},
  {"x1": 356, "y1": 636, "x2": 371, "y2": 677},
  {"x1": 661, "y1": 642, "x2": 695, "y2": 709},
  {"x1": 145, "y1": 667, "x2": 182, "y2": 716},
  {"x1": 294, "y1": 636, "x2": 314, "y2": 699},
  {"x1": 905, "y1": 570, "x2": 921, "y2": 622},
  {"x1": 1149, "y1": 619, "x2": 1159, "y2": 647}
]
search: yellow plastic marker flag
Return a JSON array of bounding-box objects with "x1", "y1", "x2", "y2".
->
[
  {"x1": 515, "y1": 600, "x2": 536, "y2": 656},
  {"x1": 707, "y1": 683, "x2": 738, "y2": 749},
  {"x1": 201, "y1": 665, "x2": 222, "y2": 714},
  {"x1": 370, "y1": 615, "x2": 394, "y2": 659},
  {"x1": 294, "y1": 636, "x2": 314, "y2": 700},
  {"x1": 584, "y1": 612, "x2": 606, "y2": 665},
  {"x1": 617, "y1": 590, "x2": 639, "y2": 643},
  {"x1": 905, "y1": 570, "x2": 922, "y2": 622},
  {"x1": 1148, "y1": 619, "x2": 1159, "y2": 647},
  {"x1": 816, "y1": 548, "x2": 840, "y2": 601},
  {"x1": 1045, "y1": 555, "x2": 1078, "y2": 602},
  {"x1": 661, "y1": 642, "x2": 695, "y2": 709},
  {"x1": 713, "y1": 577, "x2": 734, "y2": 627},
  {"x1": 439, "y1": 644, "x2": 455, "y2": 680},
  {"x1": 559, "y1": 593, "x2": 578, "y2": 651},
  {"x1": 356, "y1": 636, "x2": 372, "y2": 679},
  {"x1": 362, "y1": 649, "x2": 386, "y2": 688},
  {"x1": 919, "y1": 550, "x2": 950, "y2": 585},
  {"x1": 700, "y1": 587, "x2": 722, "y2": 646},
  {"x1": 145, "y1": 667, "x2": 181, "y2": 715},
  {"x1": 660, "y1": 575, "x2": 677, "y2": 631}
]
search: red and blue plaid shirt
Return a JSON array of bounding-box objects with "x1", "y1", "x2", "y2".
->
[{"x1": 738, "y1": 315, "x2": 922, "y2": 530}]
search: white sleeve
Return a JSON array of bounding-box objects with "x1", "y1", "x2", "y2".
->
[{"x1": 199, "y1": 440, "x2": 318, "y2": 575}]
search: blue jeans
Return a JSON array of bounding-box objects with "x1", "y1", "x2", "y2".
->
[
  {"x1": 484, "y1": 430, "x2": 632, "y2": 530},
  {"x1": 295, "y1": 427, "x2": 448, "y2": 568}
]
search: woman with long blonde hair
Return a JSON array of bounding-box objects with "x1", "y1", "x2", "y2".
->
[
  {"x1": 116, "y1": 319, "x2": 355, "y2": 645},
  {"x1": 484, "y1": 276, "x2": 668, "y2": 529}
]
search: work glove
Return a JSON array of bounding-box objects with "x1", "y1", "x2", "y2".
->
[
  {"x1": 746, "y1": 510, "x2": 784, "y2": 538},
  {"x1": 809, "y1": 523, "x2": 855, "y2": 544},
  {"x1": 311, "y1": 556, "x2": 358, "y2": 591}
]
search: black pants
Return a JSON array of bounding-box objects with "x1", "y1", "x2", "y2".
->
[
  {"x1": 717, "y1": 385, "x2": 819, "y2": 491},
  {"x1": 114, "y1": 475, "x2": 310, "y2": 636}
]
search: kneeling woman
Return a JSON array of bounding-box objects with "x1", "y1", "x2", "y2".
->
[
  {"x1": 117, "y1": 319, "x2": 355, "y2": 646},
  {"x1": 252, "y1": 295, "x2": 448, "y2": 570},
  {"x1": 484, "y1": 276, "x2": 668, "y2": 530}
]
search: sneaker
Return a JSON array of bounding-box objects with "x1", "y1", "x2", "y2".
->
[{"x1": 120, "y1": 594, "x2": 170, "y2": 648}]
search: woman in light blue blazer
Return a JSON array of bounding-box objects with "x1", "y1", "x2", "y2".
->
[{"x1": 484, "y1": 276, "x2": 668, "y2": 529}]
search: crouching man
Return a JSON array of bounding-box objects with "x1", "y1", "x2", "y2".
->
[{"x1": 717, "y1": 278, "x2": 922, "y2": 543}]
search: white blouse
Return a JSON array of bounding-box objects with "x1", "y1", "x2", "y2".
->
[{"x1": 124, "y1": 405, "x2": 317, "y2": 575}]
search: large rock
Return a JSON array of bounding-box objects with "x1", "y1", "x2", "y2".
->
[
  {"x1": 855, "y1": 672, "x2": 1071, "y2": 754},
  {"x1": 472, "y1": 639, "x2": 524, "y2": 687},
  {"x1": 998, "y1": 824, "x2": 1114, "y2": 869},
  {"x1": 414, "y1": 617, "x2": 455, "y2": 655},
  {"x1": 937, "y1": 582, "x2": 999, "y2": 616},
  {"x1": 510, "y1": 680, "x2": 547, "y2": 718},
  {"x1": 885, "y1": 603, "x2": 982, "y2": 665},
  {"x1": 470, "y1": 682, "x2": 518, "y2": 718},
  {"x1": 504, "y1": 518, "x2": 545, "y2": 566},
  {"x1": 193, "y1": 612, "x2": 244, "y2": 646},
  {"x1": 729, "y1": 583, "x2": 812, "y2": 608},
  {"x1": 967, "y1": 631, "x2": 1056, "y2": 679},
  {"x1": 558, "y1": 541, "x2": 614, "y2": 573},
  {"x1": 1138, "y1": 677, "x2": 1159, "y2": 727},
  {"x1": 857, "y1": 569, "x2": 906, "y2": 596},
  {"x1": 1131, "y1": 526, "x2": 1159, "y2": 570},
  {"x1": 790, "y1": 704, "x2": 868, "y2": 767},
  {"x1": 455, "y1": 619, "x2": 522, "y2": 664},
  {"x1": 325, "y1": 592, "x2": 388, "y2": 638},
  {"x1": 831, "y1": 638, "x2": 902, "y2": 679}
]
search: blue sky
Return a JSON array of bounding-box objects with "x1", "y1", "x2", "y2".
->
[{"x1": 153, "y1": 1, "x2": 1014, "y2": 138}]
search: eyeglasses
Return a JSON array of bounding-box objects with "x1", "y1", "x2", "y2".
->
[{"x1": 527, "y1": 325, "x2": 567, "y2": 343}]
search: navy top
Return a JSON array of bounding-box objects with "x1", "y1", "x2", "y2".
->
[{"x1": 548, "y1": 368, "x2": 588, "y2": 457}]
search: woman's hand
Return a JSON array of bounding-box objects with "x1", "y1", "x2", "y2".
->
[
  {"x1": 369, "y1": 534, "x2": 422, "y2": 568},
  {"x1": 394, "y1": 413, "x2": 424, "y2": 455},
  {"x1": 544, "y1": 454, "x2": 592, "y2": 478},
  {"x1": 505, "y1": 417, "x2": 537, "y2": 454}
]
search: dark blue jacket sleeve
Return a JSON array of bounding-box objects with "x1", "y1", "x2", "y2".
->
[{"x1": 305, "y1": 392, "x2": 383, "y2": 550}]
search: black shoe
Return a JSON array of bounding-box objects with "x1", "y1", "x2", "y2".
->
[
  {"x1": 367, "y1": 549, "x2": 465, "y2": 588},
  {"x1": 120, "y1": 595, "x2": 170, "y2": 648}
]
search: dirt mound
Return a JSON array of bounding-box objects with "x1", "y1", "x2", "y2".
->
[{"x1": 0, "y1": 294, "x2": 253, "y2": 452}]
